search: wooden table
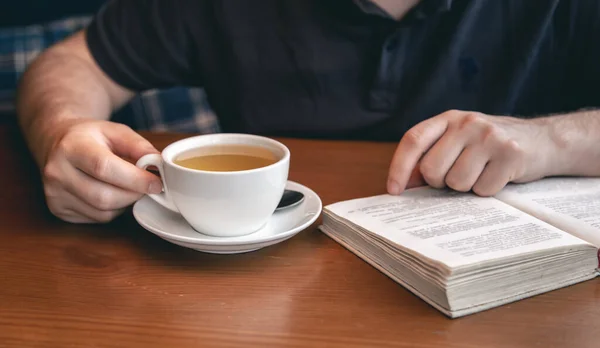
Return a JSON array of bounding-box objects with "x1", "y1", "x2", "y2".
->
[{"x1": 1, "y1": 121, "x2": 599, "y2": 348}]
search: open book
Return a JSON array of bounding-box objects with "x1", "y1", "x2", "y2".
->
[{"x1": 319, "y1": 177, "x2": 600, "y2": 318}]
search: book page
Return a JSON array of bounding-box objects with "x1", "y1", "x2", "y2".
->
[
  {"x1": 325, "y1": 187, "x2": 589, "y2": 269},
  {"x1": 495, "y1": 177, "x2": 600, "y2": 247}
]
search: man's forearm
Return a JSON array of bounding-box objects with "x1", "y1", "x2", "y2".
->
[
  {"x1": 537, "y1": 109, "x2": 600, "y2": 177},
  {"x1": 16, "y1": 31, "x2": 133, "y2": 167}
]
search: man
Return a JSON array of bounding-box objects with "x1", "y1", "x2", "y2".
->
[{"x1": 16, "y1": 0, "x2": 600, "y2": 223}]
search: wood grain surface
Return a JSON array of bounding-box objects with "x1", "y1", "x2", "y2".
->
[{"x1": 1, "y1": 122, "x2": 599, "y2": 347}]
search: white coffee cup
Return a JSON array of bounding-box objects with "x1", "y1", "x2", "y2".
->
[{"x1": 136, "y1": 134, "x2": 290, "y2": 237}]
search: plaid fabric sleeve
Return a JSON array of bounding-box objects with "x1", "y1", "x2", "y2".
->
[{"x1": 0, "y1": 16, "x2": 219, "y2": 134}]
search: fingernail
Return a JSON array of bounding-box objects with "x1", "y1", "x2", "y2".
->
[
  {"x1": 149, "y1": 181, "x2": 162, "y2": 194},
  {"x1": 387, "y1": 179, "x2": 401, "y2": 195}
]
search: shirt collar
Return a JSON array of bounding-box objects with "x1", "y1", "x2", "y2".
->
[
  {"x1": 353, "y1": 0, "x2": 454, "y2": 19},
  {"x1": 414, "y1": 0, "x2": 453, "y2": 18},
  {"x1": 353, "y1": 0, "x2": 392, "y2": 18}
]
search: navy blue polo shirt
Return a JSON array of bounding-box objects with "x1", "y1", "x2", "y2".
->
[
  {"x1": 0, "y1": 1, "x2": 106, "y2": 27},
  {"x1": 86, "y1": 0, "x2": 600, "y2": 141}
]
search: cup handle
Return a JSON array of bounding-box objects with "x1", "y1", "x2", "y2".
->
[{"x1": 136, "y1": 154, "x2": 179, "y2": 213}]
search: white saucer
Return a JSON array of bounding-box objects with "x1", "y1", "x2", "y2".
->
[{"x1": 132, "y1": 181, "x2": 322, "y2": 254}]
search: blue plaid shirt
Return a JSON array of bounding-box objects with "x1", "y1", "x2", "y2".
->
[{"x1": 0, "y1": 16, "x2": 219, "y2": 133}]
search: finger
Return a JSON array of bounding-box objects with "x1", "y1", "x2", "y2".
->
[
  {"x1": 418, "y1": 129, "x2": 468, "y2": 189},
  {"x1": 49, "y1": 190, "x2": 126, "y2": 223},
  {"x1": 58, "y1": 211, "x2": 96, "y2": 224},
  {"x1": 61, "y1": 207, "x2": 125, "y2": 224},
  {"x1": 61, "y1": 163, "x2": 145, "y2": 211},
  {"x1": 104, "y1": 124, "x2": 159, "y2": 161},
  {"x1": 444, "y1": 145, "x2": 489, "y2": 192},
  {"x1": 68, "y1": 138, "x2": 162, "y2": 194},
  {"x1": 387, "y1": 117, "x2": 449, "y2": 194},
  {"x1": 472, "y1": 160, "x2": 513, "y2": 197}
]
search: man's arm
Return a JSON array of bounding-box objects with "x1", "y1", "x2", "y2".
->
[
  {"x1": 386, "y1": 109, "x2": 600, "y2": 197},
  {"x1": 15, "y1": 0, "x2": 207, "y2": 223},
  {"x1": 16, "y1": 30, "x2": 163, "y2": 223},
  {"x1": 542, "y1": 110, "x2": 600, "y2": 177},
  {"x1": 17, "y1": 31, "x2": 134, "y2": 167}
]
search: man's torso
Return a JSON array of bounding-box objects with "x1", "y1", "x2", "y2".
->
[{"x1": 88, "y1": 0, "x2": 600, "y2": 140}]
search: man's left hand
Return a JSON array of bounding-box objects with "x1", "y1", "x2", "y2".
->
[{"x1": 387, "y1": 110, "x2": 556, "y2": 196}]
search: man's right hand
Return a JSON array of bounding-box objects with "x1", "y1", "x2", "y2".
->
[{"x1": 41, "y1": 119, "x2": 163, "y2": 223}]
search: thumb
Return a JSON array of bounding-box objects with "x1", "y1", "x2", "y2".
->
[{"x1": 102, "y1": 123, "x2": 159, "y2": 161}]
